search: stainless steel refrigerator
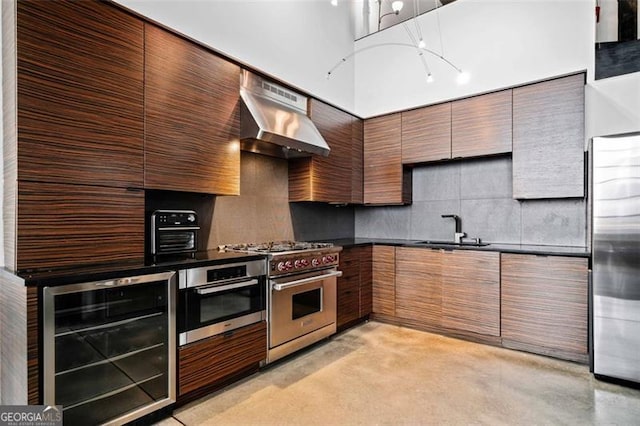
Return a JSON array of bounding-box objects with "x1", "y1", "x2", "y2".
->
[{"x1": 592, "y1": 133, "x2": 640, "y2": 383}]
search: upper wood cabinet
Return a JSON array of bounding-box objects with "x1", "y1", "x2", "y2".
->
[
  {"x1": 289, "y1": 99, "x2": 362, "y2": 204},
  {"x1": 364, "y1": 113, "x2": 412, "y2": 205},
  {"x1": 512, "y1": 74, "x2": 585, "y2": 199},
  {"x1": 16, "y1": 1, "x2": 144, "y2": 188},
  {"x1": 401, "y1": 103, "x2": 451, "y2": 164},
  {"x1": 395, "y1": 247, "x2": 442, "y2": 328},
  {"x1": 372, "y1": 245, "x2": 396, "y2": 316},
  {"x1": 501, "y1": 253, "x2": 589, "y2": 363},
  {"x1": 351, "y1": 118, "x2": 365, "y2": 204},
  {"x1": 441, "y1": 250, "x2": 500, "y2": 336},
  {"x1": 144, "y1": 24, "x2": 240, "y2": 195},
  {"x1": 17, "y1": 182, "x2": 144, "y2": 271},
  {"x1": 451, "y1": 90, "x2": 512, "y2": 158}
]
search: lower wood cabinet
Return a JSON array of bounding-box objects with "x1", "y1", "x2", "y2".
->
[
  {"x1": 501, "y1": 254, "x2": 589, "y2": 362},
  {"x1": 395, "y1": 247, "x2": 442, "y2": 328},
  {"x1": 442, "y1": 250, "x2": 500, "y2": 336},
  {"x1": 395, "y1": 248, "x2": 500, "y2": 337},
  {"x1": 372, "y1": 245, "x2": 396, "y2": 316},
  {"x1": 337, "y1": 246, "x2": 373, "y2": 329},
  {"x1": 178, "y1": 321, "x2": 266, "y2": 396}
]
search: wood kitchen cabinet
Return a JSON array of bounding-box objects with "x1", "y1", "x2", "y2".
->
[
  {"x1": 178, "y1": 322, "x2": 267, "y2": 397},
  {"x1": 16, "y1": 181, "x2": 144, "y2": 271},
  {"x1": 441, "y1": 250, "x2": 500, "y2": 336},
  {"x1": 401, "y1": 103, "x2": 451, "y2": 164},
  {"x1": 352, "y1": 119, "x2": 365, "y2": 204},
  {"x1": 395, "y1": 247, "x2": 442, "y2": 328},
  {"x1": 371, "y1": 245, "x2": 396, "y2": 316},
  {"x1": 289, "y1": 99, "x2": 363, "y2": 204},
  {"x1": 144, "y1": 24, "x2": 241, "y2": 195},
  {"x1": 451, "y1": 90, "x2": 512, "y2": 158},
  {"x1": 395, "y1": 248, "x2": 499, "y2": 337},
  {"x1": 16, "y1": 0, "x2": 144, "y2": 188},
  {"x1": 512, "y1": 73, "x2": 585, "y2": 199},
  {"x1": 364, "y1": 113, "x2": 412, "y2": 205},
  {"x1": 337, "y1": 246, "x2": 373, "y2": 329},
  {"x1": 501, "y1": 254, "x2": 589, "y2": 362}
]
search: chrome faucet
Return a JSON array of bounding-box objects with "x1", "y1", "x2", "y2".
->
[{"x1": 441, "y1": 214, "x2": 466, "y2": 243}]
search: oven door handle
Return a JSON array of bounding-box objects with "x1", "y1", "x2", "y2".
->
[
  {"x1": 157, "y1": 226, "x2": 200, "y2": 231},
  {"x1": 195, "y1": 279, "x2": 259, "y2": 295},
  {"x1": 272, "y1": 270, "x2": 342, "y2": 291}
]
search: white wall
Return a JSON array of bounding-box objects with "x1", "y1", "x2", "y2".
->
[
  {"x1": 115, "y1": 0, "x2": 356, "y2": 112},
  {"x1": 353, "y1": 0, "x2": 592, "y2": 117}
]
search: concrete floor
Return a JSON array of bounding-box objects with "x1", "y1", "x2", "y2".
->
[{"x1": 157, "y1": 322, "x2": 640, "y2": 425}]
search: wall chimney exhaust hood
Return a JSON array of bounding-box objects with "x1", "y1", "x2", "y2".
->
[{"x1": 240, "y1": 70, "x2": 330, "y2": 159}]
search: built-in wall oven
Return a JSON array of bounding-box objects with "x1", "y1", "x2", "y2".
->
[{"x1": 178, "y1": 259, "x2": 267, "y2": 346}]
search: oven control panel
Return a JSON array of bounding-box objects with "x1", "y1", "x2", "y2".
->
[{"x1": 270, "y1": 250, "x2": 340, "y2": 275}]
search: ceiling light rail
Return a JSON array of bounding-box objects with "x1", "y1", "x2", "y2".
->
[{"x1": 326, "y1": 42, "x2": 467, "y2": 84}]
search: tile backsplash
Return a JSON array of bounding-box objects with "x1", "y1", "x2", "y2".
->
[{"x1": 356, "y1": 155, "x2": 587, "y2": 247}]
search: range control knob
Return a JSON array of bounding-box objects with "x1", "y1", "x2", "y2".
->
[
  {"x1": 187, "y1": 214, "x2": 196, "y2": 223},
  {"x1": 301, "y1": 259, "x2": 310, "y2": 267},
  {"x1": 322, "y1": 256, "x2": 328, "y2": 264},
  {"x1": 294, "y1": 259, "x2": 303, "y2": 268},
  {"x1": 326, "y1": 255, "x2": 335, "y2": 263},
  {"x1": 311, "y1": 258, "x2": 320, "y2": 267},
  {"x1": 277, "y1": 261, "x2": 286, "y2": 272},
  {"x1": 285, "y1": 260, "x2": 293, "y2": 270}
]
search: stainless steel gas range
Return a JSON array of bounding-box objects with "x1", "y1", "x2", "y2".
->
[{"x1": 223, "y1": 241, "x2": 342, "y2": 363}]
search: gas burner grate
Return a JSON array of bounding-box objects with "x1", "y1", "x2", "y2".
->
[{"x1": 223, "y1": 241, "x2": 334, "y2": 253}]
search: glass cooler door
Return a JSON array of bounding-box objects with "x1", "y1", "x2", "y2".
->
[{"x1": 43, "y1": 271, "x2": 176, "y2": 425}]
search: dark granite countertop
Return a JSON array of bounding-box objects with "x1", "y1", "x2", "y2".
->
[
  {"x1": 320, "y1": 238, "x2": 590, "y2": 258},
  {"x1": 17, "y1": 250, "x2": 266, "y2": 287}
]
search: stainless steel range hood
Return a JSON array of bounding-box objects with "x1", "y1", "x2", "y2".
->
[{"x1": 240, "y1": 70, "x2": 330, "y2": 159}]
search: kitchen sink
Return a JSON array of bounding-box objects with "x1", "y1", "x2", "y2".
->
[{"x1": 415, "y1": 240, "x2": 490, "y2": 247}]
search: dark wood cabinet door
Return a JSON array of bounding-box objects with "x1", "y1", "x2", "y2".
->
[
  {"x1": 17, "y1": 181, "x2": 144, "y2": 271},
  {"x1": 441, "y1": 250, "x2": 500, "y2": 336},
  {"x1": 501, "y1": 254, "x2": 588, "y2": 362},
  {"x1": 395, "y1": 247, "x2": 442, "y2": 327},
  {"x1": 16, "y1": 0, "x2": 144, "y2": 188},
  {"x1": 351, "y1": 118, "x2": 364, "y2": 204},
  {"x1": 337, "y1": 245, "x2": 373, "y2": 328},
  {"x1": 289, "y1": 99, "x2": 353, "y2": 203},
  {"x1": 178, "y1": 322, "x2": 266, "y2": 396},
  {"x1": 401, "y1": 103, "x2": 451, "y2": 164},
  {"x1": 372, "y1": 245, "x2": 396, "y2": 316},
  {"x1": 144, "y1": 24, "x2": 240, "y2": 195},
  {"x1": 358, "y1": 245, "x2": 373, "y2": 317},
  {"x1": 337, "y1": 248, "x2": 361, "y2": 328},
  {"x1": 364, "y1": 113, "x2": 410, "y2": 205},
  {"x1": 452, "y1": 90, "x2": 512, "y2": 158},
  {"x1": 512, "y1": 74, "x2": 585, "y2": 199}
]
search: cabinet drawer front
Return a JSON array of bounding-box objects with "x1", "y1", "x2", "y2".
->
[
  {"x1": 501, "y1": 254, "x2": 588, "y2": 357},
  {"x1": 395, "y1": 248, "x2": 442, "y2": 327},
  {"x1": 442, "y1": 251, "x2": 500, "y2": 336},
  {"x1": 178, "y1": 322, "x2": 266, "y2": 396},
  {"x1": 17, "y1": 182, "x2": 144, "y2": 271},
  {"x1": 372, "y1": 246, "x2": 396, "y2": 316}
]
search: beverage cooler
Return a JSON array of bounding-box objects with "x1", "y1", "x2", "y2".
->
[{"x1": 42, "y1": 271, "x2": 176, "y2": 425}]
